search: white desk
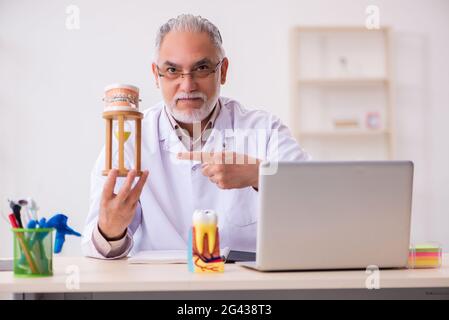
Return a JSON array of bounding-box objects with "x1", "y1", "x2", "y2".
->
[{"x1": 1, "y1": 255, "x2": 449, "y2": 299}]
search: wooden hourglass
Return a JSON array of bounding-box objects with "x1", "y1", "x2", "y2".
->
[{"x1": 102, "y1": 84, "x2": 143, "y2": 177}]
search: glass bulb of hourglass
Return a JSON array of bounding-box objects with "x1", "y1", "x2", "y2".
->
[
  {"x1": 113, "y1": 120, "x2": 132, "y2": 142},
  {"x1": 111, "y1": 120, "x2": 133, "y2": 171},
  {"x1": 114, "y1": 130, "x2": 131, "y2": 142}
]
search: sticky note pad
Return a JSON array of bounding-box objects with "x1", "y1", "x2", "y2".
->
[{"x1": 408, "y1": 243, "x2": 442, "y2": 269}]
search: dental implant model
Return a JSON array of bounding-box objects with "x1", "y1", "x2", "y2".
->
[{"x1": 188, "y1": 209, "x2": 224, "y2": 273}]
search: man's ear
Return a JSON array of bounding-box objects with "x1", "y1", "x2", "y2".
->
[
  {"x1": 220, "y1": 57, "x2": 229, "y2": 85},
  {"x1": 151, "y1": 62, "x2": 160, "y2": 88}
]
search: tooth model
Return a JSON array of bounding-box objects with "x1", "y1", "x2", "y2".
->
[{"x1": 188, "y1": 209, "x2": 224, "y2": 273}]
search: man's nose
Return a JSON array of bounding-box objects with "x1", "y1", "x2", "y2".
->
[{"x1": 178, "y1": 74, "x2": 198, "y2": 92}]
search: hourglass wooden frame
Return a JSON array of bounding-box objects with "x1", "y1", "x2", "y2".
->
[{"x1": 102, "y1": 110, "x2": 143, "y2": 177}]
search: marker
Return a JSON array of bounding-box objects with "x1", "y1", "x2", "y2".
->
[
  {"x1": 8, "y1": 200, "x2": 23, "y2": 228},
  {"x1": 8, "y1": 213, "x2": 19, "y2": 228}
]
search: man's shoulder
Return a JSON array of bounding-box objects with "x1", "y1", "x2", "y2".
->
[
  {"x1": 220, "y1": 97, "x2": 279, "y2": 128},
  {"x1": 140, "y1": 101, "x2": 164, "y2": 120}
]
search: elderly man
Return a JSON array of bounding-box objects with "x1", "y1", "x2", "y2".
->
[{"x1": 82, "y1": 14, "x2": 309, "y2": 259}]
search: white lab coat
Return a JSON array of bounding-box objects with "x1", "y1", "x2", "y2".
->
[{"x1": 82, "y1": 97, "x2": 310, "y2": 258}]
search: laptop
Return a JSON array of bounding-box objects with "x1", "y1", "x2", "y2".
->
[{"x1": 237, "y1": 161, "x2": 413, "y2": 271}]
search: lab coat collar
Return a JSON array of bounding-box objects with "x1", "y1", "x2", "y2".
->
[{"x1": 210, "y1": 97, "x2": 232, "y2": 133}]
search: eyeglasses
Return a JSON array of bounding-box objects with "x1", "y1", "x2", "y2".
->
[{"x1": 157, "y1": 59, "x2": 224, "y2": 81}]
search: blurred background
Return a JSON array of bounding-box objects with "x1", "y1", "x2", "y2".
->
[{"x1": 0, "y1": 0, "x2": 448, "y2": 257}]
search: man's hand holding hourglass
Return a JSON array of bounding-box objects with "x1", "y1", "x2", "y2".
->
[{"x1": 98, "y1": 169, "x2": 149, "y2": 240}]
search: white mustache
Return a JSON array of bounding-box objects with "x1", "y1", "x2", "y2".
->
[{"x1": 174, "y1": 92, "x2": 207, "y2": 102}]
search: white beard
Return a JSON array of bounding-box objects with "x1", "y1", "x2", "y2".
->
[{"x1": 165, "y1": 89, "x2": 220, "y2": 124}]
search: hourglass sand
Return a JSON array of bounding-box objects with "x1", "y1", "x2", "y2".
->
[{"x1": 102, "y1": 84, "x2": 143, "y2": 177}]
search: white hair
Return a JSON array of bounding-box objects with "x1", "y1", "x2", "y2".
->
[{"x1": 154, "y1": 14, "x2": 225, "y2": 60}]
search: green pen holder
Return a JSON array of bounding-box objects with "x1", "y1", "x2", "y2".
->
[{"x1": 12, "y1": 228, "x2": 54, "y2": 277}]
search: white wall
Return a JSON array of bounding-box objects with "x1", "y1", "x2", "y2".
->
[{"x1": 1, "y1": 0, "x2": 448, "y2": 257}]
